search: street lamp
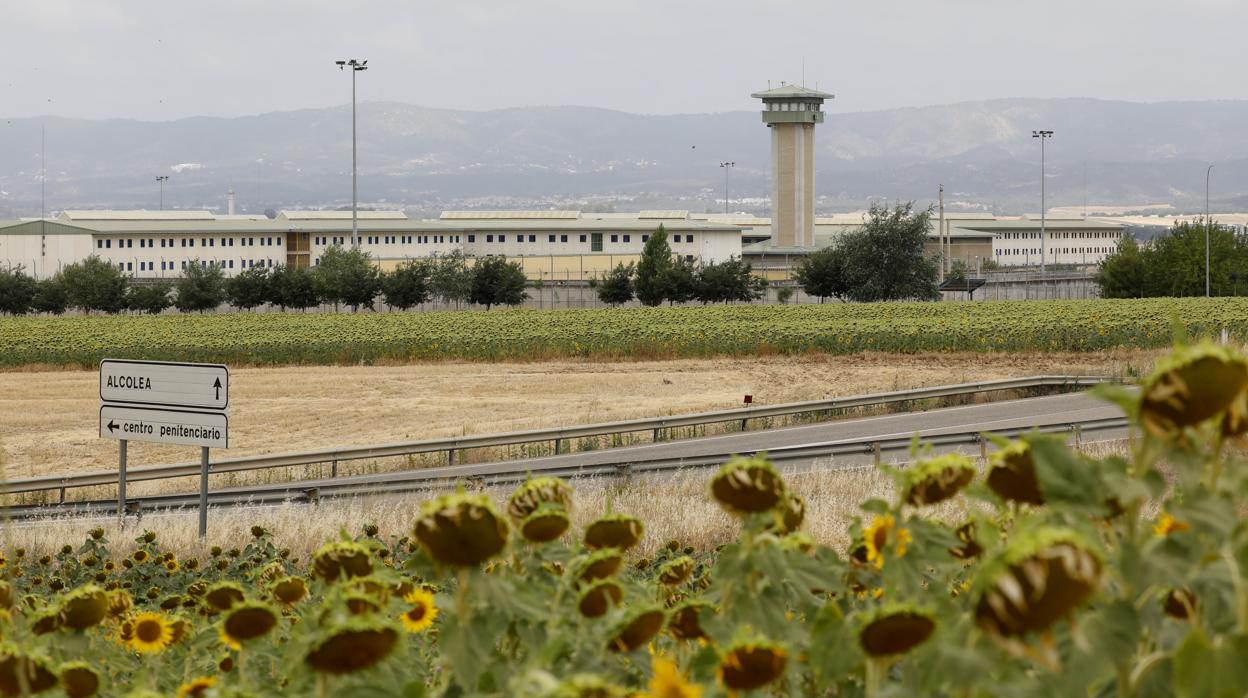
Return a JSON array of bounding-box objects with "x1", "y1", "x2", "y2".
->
[
  {"x1": 1032, "y1": 130, "x2": 1054, "y2": 275},
  {"x1": 155, "y1": 176, "x2": 169, "y2": 211},
  {"x1": 1207, "y1": 164, "x2": 1214, "y2": 297},
  {"x1": 719, "y1": 161, "x2": 734, "y2": 214},
  {"x1": 335, "y1": 58, "x2": 369, "y2": 248}
]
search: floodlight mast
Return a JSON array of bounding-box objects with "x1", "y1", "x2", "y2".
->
[
  {"x1": 336, "y1": 58, "x2": 369, "y2": 248},
  {"x1": 1032, "y1": 130, "x2": 1054, "y2": 277},
  {"x1": 719, "y1": 161, "x2": 735, "y2": 214},
  {"x1": 155, "y1": 175, "x2": 170, "y2": 211}
]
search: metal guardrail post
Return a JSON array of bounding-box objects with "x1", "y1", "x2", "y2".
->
[
  {"x1": 447, "y1": 449, "x2": 455, "y2": 466},
  {"x1": 1074, "y1": 424, "x2": 1083, "y2": 449},
  {"x1": 873, "y1": 443, "x2": 881, "y2": 466},
  {"x1": 58, "y1": 485, "x2": 65, "y2": 504},
  {"x1": 653, "y1": 428, "x2": 660, "y2": 442},
  {"x1": 554, "y1": 438, "x2": 562, "y2": 455},
  {"x1": 740, "y1": 417, "x2": 748, "y2": 432},
  {"x1": 331, "y1": 460, "x2": 338, "y2": 478},
  {"x1": 979, "y1": 438, "x2": 988, "y2": 462}
]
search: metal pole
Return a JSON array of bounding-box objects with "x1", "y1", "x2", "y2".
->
[
  {"x1": 118, "y1": 440, "x2": 127, "y2": 528},
  {"x1": 938, "y1": 184, "x2": 946, "y2": 280},
  {"x1": 1040, "y1": 136, "x2": 1046, "y2": 275},
  {"x1": 198, "y1": 446, "x2": 209, "y2": 538},
  {"x1": 351, "y1": 67, "x2": 358, "y2": 249},
  {"x1": 1207, "y1": 164, "x2": 1214, "y2": 297}
]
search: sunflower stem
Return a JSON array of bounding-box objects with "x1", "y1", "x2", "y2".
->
[
  {"x1": 456, "y1": 567, "x2": 471, "y2": 624},
  {"x1": 865, "y1": 657, "x2": 882, "y2": 698}
]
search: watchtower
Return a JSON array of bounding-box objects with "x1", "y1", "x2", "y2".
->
[{"x1": 750, "y1": 84, "x2": 834, "y2": 247}]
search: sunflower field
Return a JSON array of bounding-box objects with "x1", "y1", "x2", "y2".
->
[
  {"x1": 1, "y1": 341, "x2": 1248, "y2": 696},
  {"x1": 1, "y1": 297, "x2": 1247, "y2": 367}
]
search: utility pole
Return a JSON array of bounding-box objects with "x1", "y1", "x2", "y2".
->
[
  {"x1": 155, "y1": 176, "x2": 169, "y2": 210},
  {"x1": 719, "y1": 162, "x2": 734, "y2": 214},
  {"x1": 336, "y1": 58, "x2": 369, "y2": 247},
  {"x1": 1032, "y1": 130, "x2": 1054, "y2": 275},
  {"x1": 938, "y1": 184, "x2": 946, "y2": 281},
  {"x1": 1207, "y1": 164, "x2": 1214, "y2": 297}
]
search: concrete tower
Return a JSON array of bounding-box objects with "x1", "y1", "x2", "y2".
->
[{"x1": 751, "y1": 84, "x2": 833, "y2": 247}]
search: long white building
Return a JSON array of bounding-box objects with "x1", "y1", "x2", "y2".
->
[{"x1": 0, "y1": 209, "x2": 744, "y2": 281}]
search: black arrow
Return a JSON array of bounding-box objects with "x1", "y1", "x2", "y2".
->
[
  {"x1": 107, "y1": 420, "x2": 118, "y2": 434},
  {"x1": 213, "y1": 377, "x2": 222, "y2": 402}
]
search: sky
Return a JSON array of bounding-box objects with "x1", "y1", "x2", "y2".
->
[{"x1": 3, "y1": 0, "x2": 1246, "y2": 121}]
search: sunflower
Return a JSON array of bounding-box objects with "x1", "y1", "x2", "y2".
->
[
  {"x1": 858, "y1": 605, "x2": 936, "y2": 657},
  {"x1": 507, "y1": 476, "x2": 574, "y2": 523},
  {"x1": 709, "y1": 455, "x2": 787, "y2": 514},
  {"x1": 519, "y1": 504, "x2": 571, "y2": 543},
  {"x1": 667, "y1": 600, "x2": 712, "y2": 641},
  {"x1": 903, "y1": 453, "x2": 976, "y2": 506},
  {"x1": 1140, "y1": 343, "x2": 1248, "y2": 438},
  {"x1": 1154, "y1": 513, "x2": 1190, "y2": 536},
  {"x1": 583, "y1": 515, "x2": 645, "y2": 551},
  {"x1": 413, "y1": 493, "x2": 510, "y2": 567},
  {"x1": 718, "y1": 641, "x2": 787, "y2": 691},
  {"x1": 305, "y1": 620, "x2": 400, "y2": 674},
  {"x1": 863, "y1": 515, "x2": 911, "y2": 569},
  {"x1": 577, "y1": 580, "x2": 623, "y2": 619},
  {"x1": 176, "y1": 677, "x2": 216, "y2": 698},
  {"x1": 220, "y1": 603, "x2": 278, "y2": 649},
  {"x1": 204, "y1": 582, "x2": 247, "y2": 612},
  {"x1": 608, "y1": 607, "x2": 666, "y2": 653},
  {"x1": 164, "y1": 559, "x2": 179, "y2": 573},
  {"x1": 657, "y1": 557, "x2": 695, "y2": 586},
  {"x1": 0, "y1": 649, "x2": 58, "y2": 695},
  {"x1": 271, "y1": 577, "x2": 309, "y2": 606},
  {"x1": 575, "y1": 550, "x2": 624, "y2": 586},
  {"x1": 974, "y1": 527, "x2": 1102, "y2": 638},
  {"x1": 127, "y1": 612, "x2": 175, "y2": 654},
  {"x1": 311, "y1": 542, "x2": 375, "y2": 582},
  {"x1": 647, "y1": 656, "x2": 703, "y2": 698},
  {"x1": 131, "y1": 550, "x2": 150, "y2": 564},
  {"x1": 59, "y1": 661, "x2": 101, "y2": 698},
  {"x1": 398, "y1": 588, "x2": 438, "y2": 633},
  {"x1": 60, "y1": 585, "x2": 108, "y2": 630},
  {"x1": 986, "y1": 440, "x2": 1045, "y2": 505}
]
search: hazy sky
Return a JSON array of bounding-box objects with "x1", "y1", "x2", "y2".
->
[{"x1": 4, "y1": 0, "x2": 1245, "y2": 121}]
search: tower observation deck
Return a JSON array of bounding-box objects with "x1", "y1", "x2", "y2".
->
[{"x1": 750, "y1": 84, "x2": 834, "y2": 248}]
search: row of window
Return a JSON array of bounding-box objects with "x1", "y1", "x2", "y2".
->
[
  {"x1": 121, "y1": 259, "x2": 276, "y2": 272},
  {"x1": 97, "y1": 237, "x2": 281, "y2": 250},
  {"x1": 999, "y1": 231, "x2": 1121, "y2": 240},
  {"x1": 997, "y1": 247, "x2": 1114, "y2": 256},
  {"x1": 311, "y1": 235, "x2": 463, "y2": 246}
]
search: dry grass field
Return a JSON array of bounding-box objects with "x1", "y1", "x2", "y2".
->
[{"x1": 0, "y1": 350, "x2": 1157, "y2": 482}]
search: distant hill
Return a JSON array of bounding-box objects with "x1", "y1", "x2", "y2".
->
[{"x1": 2, "y1": 98, "x2": 1245, "y2": 216}]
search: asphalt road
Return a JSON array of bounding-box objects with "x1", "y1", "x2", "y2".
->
[{"x1": 202, "y1": 390, "x2": 1127, "y2": 497}]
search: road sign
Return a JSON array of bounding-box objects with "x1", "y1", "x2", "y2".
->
[
  {"x1": 100, "y1": 359, "x2": 229, "y2": 411},
  {"x1": 100, "y1": 405, "x2": 228, "y2": 449}
]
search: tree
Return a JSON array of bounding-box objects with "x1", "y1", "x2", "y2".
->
[
  {"x1": 634, "y1": 225, "x2": 673, "y2": 306},
  {"x1": 226, "y1": 267, "x2": 272, "y2": 311},
  {"x1": 174, "y1": 260, "x2": 227, "y2": 312},
  {"x1": 1095, "y1": 236, "x2": 1148, "y2": 298},
  {"x1": 429, "y1": 250, "x2": 473, "y2": 308},
  {"x1": 60, "y1": 256, "x2": 129, "y2": 314},
  {"x1": 794, "y1": 246, "x2": 851, "y2": 303},
  {"x1": 127, "y1": 282, "x2": 173, "y2": 315},
  {"x1": 315, "y1": 246, "x2": 381, "y2": 311},
  {"x1": 381, "y1": 260, "x2": 431, "y2": 310},
  {"x1": 469, "y1": 256, "x2": 528, "y2": 310},
  {"x1": 596, "y1": 262, "x2": 635, "y2": 306},
  {"x1": 0, "y1": 266, "x2": 37, "y2": 315},
  {"x1": 664, "y1": 256, "x2": 700, "y2": 305},
  {"x1": 838, "y1": 203, "x2": 940, "y2": 302},
  {"x1": 696, "y1": 257, "x2": 765, "y2": 304},
  {"x1": 32, "y1": 276, "x2": 69, "y2": 315},
  {"x1": 270, "y1": 264, "x2": 320, "y2": 311}
]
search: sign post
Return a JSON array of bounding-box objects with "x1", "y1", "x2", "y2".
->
[{"x1": 99, "y1": 360, "x2": 229, "y2": 538}]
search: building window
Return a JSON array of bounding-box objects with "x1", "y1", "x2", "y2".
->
[
  {"x1": 610, "y1": 234, "x2": 618, "y2": 243},
  {"x1": 623, "y1": 234, "x2": 631, "y2": 243},
  {"x1": 686, "y1": 235, "x2": 695, "y2": 244},
  {"x1": 106, "y1": 240, "x2": 112, "y2": 248},
  {"x1": 498, "y1": 235, "x2": 506, "y2": 243},
  {"x1": 517, "y1": 235, "x2": 524, "y2": 244},
  {"x1": 468, "y1": 234, "x2": 476, "y2": 243},
  {"x1": 591, "y1": 233, "x2": 603, "y2": 252},
  {"x1": 181, "y1": 261, "x2": 187, "y2": 270},
  {"x1": 579, "y1": 234, "x2": 587, "y2": 243},
  {"x1": 548, "y1": 234, "x2": 556, "y2": 243},
  {"x1": 642, "y1": 235, "x2": 649, "y2": 243},
  {"x1": 560, "y1": 234, "x2": 568, "y2": 243},
  {"x1": 672, "y1": 234, "x2": 682, "y2": 243},
  {"x1": 528, "y1": 234, "x2": 536, "y2": 243},
  {"x1": 96, "y1": 240, "x2": 103, "y2": 249},
  {"x1": 486, "y1": 234, "x2": 494, "y2": 243},
  {"x1": 127, "y1": 262, "x2": 133, "y2": 271}
]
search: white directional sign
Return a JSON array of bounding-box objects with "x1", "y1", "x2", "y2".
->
[
  {"x1": 100, "y1": 359, "x2": 229, "y2": 411},
  {"x1": 100, "y1": 405, "x2": 229, "y2": 449}
]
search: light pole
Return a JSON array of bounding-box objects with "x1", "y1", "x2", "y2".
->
[
  {"x1": 1032, "y1": 130, "x2": 1053, "y2": 275},
  {"x1": 719, "y1": 161, "x2": 734, "y2": 214},
  {"x1": 336, "y1": 58, "x2": 369, "y2": 248},
  {"x1": 155, "y1": 176, "x2": 169, "y2": 210},
  {"x1": 1207, "y1": 164, "x2": 1214, "y2": 297}
]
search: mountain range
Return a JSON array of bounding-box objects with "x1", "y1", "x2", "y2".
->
[{"x1": 2, "y1": 98, "x2": 1246, "y2": 217}]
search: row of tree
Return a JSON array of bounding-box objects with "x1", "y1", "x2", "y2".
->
[
  {"x1": 1095, "y1": 220, "x2": 1247, "y2": 298},
  {"x1": 794, "y1": 203, "x2": 941, "y2": 302},
  {"x1": 0, "y1": 248, "x2": 531, "y2": 315},
  {"x1": 592, "y1": 232, "x2": 767, "y2": 306}
]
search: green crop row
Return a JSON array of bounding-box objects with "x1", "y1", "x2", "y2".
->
[{"x1": 0, "y1": 297, "x2": 1245, "y2": 368}]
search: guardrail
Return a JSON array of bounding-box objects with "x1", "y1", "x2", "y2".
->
[
  {"x1": 1, "y1": 374, "x2": 1112, "y2": 501},
  {"x1": 0, "y1": 415, "x2": 1129, "y2": 520}
]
